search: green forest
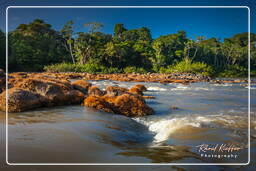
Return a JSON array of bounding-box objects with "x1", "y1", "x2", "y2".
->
[{"x1": 1, "y1": 19, "x2": 256, "y2": 77}]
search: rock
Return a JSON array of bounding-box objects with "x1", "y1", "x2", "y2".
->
[
  {"x1": 88, "y1": 86, "x2": 105, "y2": 96},
  {"x1": 0, "y1": 88, "x2": 46, "y2": 112},
  {"x1": 133, "y1": 84, "x2": 147, "y2": 91},
  {"x1": 172, "y1": 79, "x2": 189, "y2": 84},
  {"x1": 83, "y1": 95, "x2": 115, "y2": 113},
  {"x1": 72, "y1": 80, "x2": 92, "y2": 94},
  {"x1": 21, "y1": 72, "x2": 212, "y2": 84},
  {"x1": 143, "y1": 96, "x2": 155, "y2": 99},
  {"x1": 0, "y1": 77, "x2": 86, "y2": 112},
  {"x1": 114, "y1": 94, "x2": 154, "y2": 117},
  {"x1": 129, "y1": 87, "x2": 144, "y2": 96},
  {"x1": 83, "y1": 93, "x2": 154, "y2": 117},
  {"x1": 106, "y1": 86, "x2": 128, "y2": 96}
]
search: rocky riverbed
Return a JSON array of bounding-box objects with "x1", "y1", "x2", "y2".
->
[{"x1": 0, "y1": 70, "x2": 250, "y2": 115}]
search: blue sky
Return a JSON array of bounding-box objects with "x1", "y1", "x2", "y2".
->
[{"x1": 0, "y1": 0, "x2": 255, "y2": 40}]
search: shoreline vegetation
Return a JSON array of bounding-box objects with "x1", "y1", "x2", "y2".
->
[{"x1": 0, "y1": 19, "x2": 255, "y2": 77}]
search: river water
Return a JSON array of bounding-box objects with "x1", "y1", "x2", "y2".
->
[{"x1": 0, "y1": 80, "x2": 255, "y2": 171}]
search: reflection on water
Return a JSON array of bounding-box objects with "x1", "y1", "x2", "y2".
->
[
  {"x1": 117, "y1": 145, "x2": 201, "y2": 163},
  {"x1": 0, "y1": 80, "x2": 255, "y2": 168}
]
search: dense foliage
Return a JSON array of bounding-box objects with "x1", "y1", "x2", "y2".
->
[
  {"x1": 2, "y1": 19, "x2": 256, "y2": 77},
  {"x1": 8, "y1": 19, "x2": 69, "y2": 71}
]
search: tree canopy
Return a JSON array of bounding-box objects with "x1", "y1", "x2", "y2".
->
[{"x1": 4, "y1": 19, "x2": 256, "y2": 77}]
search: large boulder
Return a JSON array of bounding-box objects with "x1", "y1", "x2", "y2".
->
[
  {"x1": 0, "y1": 88, "x2": 46, "y2": 112},
  {"x1": 0, "y1": 77, "x2": 86, "y2": 112},
  {"x1": 83, "y1": 95, "x2": 115, "y2": 113},
  {"x1": 128, "y1": 87, "x2": 144, "y2": 96},
  {"x1": 83, "y1": 93, "x2": 154, "y2": 117},
  {"x1": 71, "y1": 80, "x2": 92, "y2": 94},
  {"x1": 114, "y1": 94, "x2": 154, "y2": 117},
  {"x1": 128, "y1": 84, "x2": 148, "y2": 96},
  {"x1": 133, "y1": 84, "x2": 147, "y2": 92}
]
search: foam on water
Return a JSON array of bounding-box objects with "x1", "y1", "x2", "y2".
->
[
  {"x1": 148, "y1": 87, "x2": 167, "y2": 91},
  {"x1": 170, "y1": 84, "x2": 214, "y2": 91},
  {"x1": 133, "y1": 115, "x2": 216, "y2": 142},
  {"x1": 246, "y1": 86, "x2": 256, "y2": 89},
  {"x1": 133, "y1": 114, "x2": 249, "y2": 143}
]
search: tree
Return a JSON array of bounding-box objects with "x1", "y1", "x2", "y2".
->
[
  {"x1": 9, "y1": 19, "x2": 69, "y2": 71},
  {"x1": 61, "y1": 20, "x2": 75, "y2": 63},
  {"x1": 74, "y1": 31, "x2": 111, "y2": 64},
  {"x1": 74, "y1": 22, "x2": 105, "y2": 64},
  {"x1": 104, "y1": 40, "x2": 133, "y2": 68},
  {"x1": 84, "y1": 22, "x2": 103, "y2": 33},
  {"x1": 114, "y1": 24, "x2": 127, "y2": 38},
  {"x1": 121, "y1": 27, "x2": 152, "y2": 42},
  {"x1": 152, "y1": 31, "x2": 187, "y2": 68}
]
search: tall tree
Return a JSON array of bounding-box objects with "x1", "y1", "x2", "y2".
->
[
  {"x1": 114, "y1": 24, "x2": 127, "y2": 38},
  {"x1": 61, "y1": 20, "x2": 75, "y2": 63},
  {"x1": 84, "y1": 22, "x2": 103, "y2": 33}
]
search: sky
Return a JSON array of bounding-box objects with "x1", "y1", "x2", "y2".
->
[{"x1": 0, "y1": 0, "x2": 255, "y2": 40}]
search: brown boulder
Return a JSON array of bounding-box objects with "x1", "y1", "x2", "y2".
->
[
  {"x1": 83, "y1": 95, "x2": 115, "y2": 113},
  {"x1": 114, "y1": 94, "x2": 154, "y2": 117},
  {"x1": 106, "y1": 86, "x2": 128, "y2": 96},
  {"x1": 0, "y1": 88, "x2": 46, "y2": 112},
  {"x1": 71, "y1": 80, "x2": 92, "y2": 94},
  {"x1": 0, "y1": 78, "x2": 86, "y2": 112},
  {"x1": 88, "y1": 86, "x2": 105, "y2": 96},
  {"x1": 129, "y1": 87, "x2": 144, "y2": 96},
  {"x1": 83, "y1": 93, "x2": 154, "y2": 117},
  {"x1": 133, "y1": 84, "x2": 147, "y2": 91}
]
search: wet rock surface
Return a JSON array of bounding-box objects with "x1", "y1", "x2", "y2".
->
[
  {"x1": 83, "y1": 93, "x2": 154, "y2": 117},
  {"x1": 0, "y1": 76, "x2": 87, "y2": 112},
  {"x1": 0, "y1": 72, "x2": 156, "y2": 116}
]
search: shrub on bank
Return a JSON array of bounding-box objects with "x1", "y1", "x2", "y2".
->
[
  {"x1": 218, "y1": 65, "x2": 247, "y2": 78},
  {"x1": 44, "y1": 63, "x2": 77, "y2": 72},
  {"x1": 158, "y1": 59, "x2": 213, "y2": 76},
  {"x1": 44, "y1": 63, "x2": 122, "y2": 74},
  {"x1": 123, "y1": 66, "x2": 147, "y2": 74}
]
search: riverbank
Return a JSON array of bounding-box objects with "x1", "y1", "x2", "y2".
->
[
  {"x1": 0, "y1": 71, "x2": 250, "y2": 114},
  {"x1": 0, "y1": 71, "x2": 251, "y2": 90}
]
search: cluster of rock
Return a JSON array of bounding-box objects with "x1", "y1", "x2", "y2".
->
[
  {"x1": 6, "y1": 72, "x2": 211, "y2": 85},
  {"x1": 0, "y1": 70, "x2": 249, "y2": 115},
  {"x1": 0, "y1": 72, "x2": 154, "y2": 116},
  {"x1": 83, "y1": 84, "x2": 154, "y2": 117}
]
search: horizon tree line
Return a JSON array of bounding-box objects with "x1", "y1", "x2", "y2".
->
[{"x1": 0, "y1": 19, "x2": 255, "y2": 76}]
